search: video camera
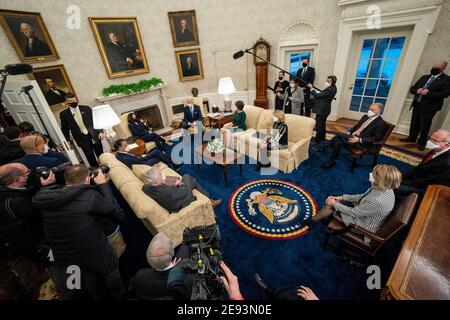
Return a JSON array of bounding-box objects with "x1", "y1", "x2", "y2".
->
[
  {"x1": 35, "y1": 162, "x2": 72, "y2": 179},
  {"x1": 180, "y1": 224, "x2": 225, "y2": 300}
]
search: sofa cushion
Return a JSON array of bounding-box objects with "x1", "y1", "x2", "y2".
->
[
  {"x1": 243, "y1": 105, "x2": 264, "y2": 129},
  {"x1": 257, "y1": 110, "x2": 275, "y2": 131},
  {"x1": 284, "y1": 114, "x2": 315, "y2": 143}
]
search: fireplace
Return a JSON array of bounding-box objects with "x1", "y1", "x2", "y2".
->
[{"x1": 133, "y1": 104, "x2": 164, "y2": 131}]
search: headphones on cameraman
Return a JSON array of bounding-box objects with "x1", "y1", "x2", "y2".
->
[{"x1": 328, "y1": 75, "x2": 337, "y2": 86}]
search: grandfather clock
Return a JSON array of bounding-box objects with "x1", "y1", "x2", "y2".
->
[{"x1": 253, "y1": 37, "x2": 270, "y2": 109}]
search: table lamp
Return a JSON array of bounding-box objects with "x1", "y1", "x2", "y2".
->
[
  {"x1": 218, "y1": 77, "x2": 236, "y2": 112},
  {"x1": 93, "y1": 104, "x2": 120, "y2": 147}
]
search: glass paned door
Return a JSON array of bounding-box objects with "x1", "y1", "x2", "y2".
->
[
  {"x1": 288, "y1": 52, "x2": 311, "y2": 75},
  {"x1": 349, "y1": 36, "x2": 405, "y2": 113}
]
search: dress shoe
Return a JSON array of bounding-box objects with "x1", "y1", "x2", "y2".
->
[
  {"x1": 417, "y1": 145, "x2": 426, "y2": 151},
  {"x1": 211, "y1": 199, "x2": 223, "y2": 208},
  {"x1": 399, "y1": 137, "x2": 416, "y2": 142},
  {"x1": 321, "y1": 160, "x2": 336, "y2": 169}
]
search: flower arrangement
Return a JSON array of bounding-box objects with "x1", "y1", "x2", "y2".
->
[{"x1": 206, "y1": 137, "x2": 225, "y2": 155}]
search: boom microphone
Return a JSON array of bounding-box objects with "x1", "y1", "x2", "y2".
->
[
  {"x1": 4, "y1": 63, "x2": 33, "y2": 75},
  {"x1": 233, "y1": 50, "x2": 245, "y2": 60}
]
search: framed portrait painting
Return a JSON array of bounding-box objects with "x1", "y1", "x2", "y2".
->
[
  {"x1": 175, "y1": 48, "x2": 204, "y2": 82},
  {"x1": 0, "y1": 9, "x2": 59, "y2": 63},
  {"x1": 28, "y1": 64, "x2": 76, "y2": 111},
  {"x1": 168, "y1": 10, "x2": 199, "y2": 48},
  {"x1": 89, "y1": 17, "x2": 149, "y2": 79}
]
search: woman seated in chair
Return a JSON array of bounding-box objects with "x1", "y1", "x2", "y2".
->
[
  {"x1": 313, "y1": 164, "x2": 402, "y2": 235},
  {"x1": 127, "y1": 112, "x2": 172, "y2": 151},
  {"x1": 257, "y1": 110, "x2": 288, "y2": 169},
  {"x1": 221, "y1": 100, "x2": 247, "y2": 146}
]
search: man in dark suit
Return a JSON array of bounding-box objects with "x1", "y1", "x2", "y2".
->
[
  {"x1": 401, "y1": 60, "x2": 450, "y2": 150},
  {"x1": 176, "y1": 18, "x2": 194, "y2": 43},
  {"x1": 308, "y1": 75, "x2": 337, "y2": 149},
  {"x1": 43, "y1": 77, "x2": 66, "y2": 106},
  {"x1": 273, "y1": 71, "x2": 290, "y2": 110},
  {"x1": 322, "y1": 103, "x2": 386, "y2": 169},
  {"x1": 20, "y1": 22, "x2": 51, "y2": 57},
  {"x1": 0, "y1": 126, "x2": 24, "y2": 165},
  {"x1": 182, "y1": 57, "x2": 199, "y2": 77},
  {"x1": 114, "y1": 139, "x2": 179, "y2": 171},
  {"x1": 104, "y1": 32, "x2": 143, "y2": 73},
  {"x1": 295, "y1": 57, "x2": 316, "y2": 117},
  {"x1": 398, "y1": 129, "x2": 450, "y2": 196},
  {"x1": 182, "y1": 97, "x2": 202, "y2": 129},
  {"x1": 59, "y1": 93, "x2": 104, "y2": 167},
  {"x1": 142, "y1": 167, "x2": 221, "y2": 213}
]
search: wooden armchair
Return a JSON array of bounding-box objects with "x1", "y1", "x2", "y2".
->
[
  {"x1": 324, "y1": 192, "x2": 418, "y2": 256},
  {"x1": 345, "y1": 122, "x2": 395, "y2": 172}
]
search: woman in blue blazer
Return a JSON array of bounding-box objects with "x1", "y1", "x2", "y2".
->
[{"x1": 127, "y1": 113, "x2": 172, "y2": 151}]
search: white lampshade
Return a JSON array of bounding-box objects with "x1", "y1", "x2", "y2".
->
[
  {"x1": 92, "y1": 104, "x2": 120, "y2": 129},
  {"x1": 218, "y1": 77, "x2": 236, "y2": 96}
]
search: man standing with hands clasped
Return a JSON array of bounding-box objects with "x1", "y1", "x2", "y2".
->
[{"x1": 401, "y1": 60, "x2": 450, "y2": 151}]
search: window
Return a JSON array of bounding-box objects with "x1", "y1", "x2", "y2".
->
[
  {"x1": 349, "y1": 37, "x2": 405, "y2": 113},
  {"x1": 289, "y1": 52, "x2": 311, "y2": 75}
]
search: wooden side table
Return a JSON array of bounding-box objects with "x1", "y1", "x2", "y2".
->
[
  {"x1": 128, "y1": 139, "x2": 147, "y2": 156},
  {"x1": 208, "y1": 113, "x2": 234, "y2": 128}
]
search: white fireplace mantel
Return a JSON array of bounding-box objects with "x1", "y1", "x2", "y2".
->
[{"x1": 95, "y1": 84, "x2": 171, "y2": 131}]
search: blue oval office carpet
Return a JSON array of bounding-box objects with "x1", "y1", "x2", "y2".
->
[{"x1": 112, "y1": 135, "x2": 421, "y2": 300}]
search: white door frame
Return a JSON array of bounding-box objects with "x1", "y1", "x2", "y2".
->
[
  {"x1": 342, "y1": 29, "x2": 411, "y2": 120},
  {"x1": 331, "y1": 4, "x2": 442, "y2": 133},
  {"x1": 279, "y1": 45, "x2": 318, "y2": 75}
]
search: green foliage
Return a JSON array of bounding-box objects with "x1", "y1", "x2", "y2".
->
[{"x1": 102, "y1": 78, "x2": 164, "y2": 97}]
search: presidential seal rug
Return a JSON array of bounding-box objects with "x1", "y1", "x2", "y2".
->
[{"x1": 229, "y1": 179, "x2": 318, "y2": 240}]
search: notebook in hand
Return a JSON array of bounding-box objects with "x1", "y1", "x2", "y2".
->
[{"x1": 164, "y1": 176, "x2": 181, "y2": 186}]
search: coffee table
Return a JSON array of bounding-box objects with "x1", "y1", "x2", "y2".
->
[
  {"x1": 208, "y1": 113, "x2": 234, "y2": 128},
  {"x1": 194, "y1": 144, "x2": 244, "y2": 185}
]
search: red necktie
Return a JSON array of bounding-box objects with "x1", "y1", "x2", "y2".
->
[{"x1": 421, "y1": 150, "x2": 436, "y2": 165}]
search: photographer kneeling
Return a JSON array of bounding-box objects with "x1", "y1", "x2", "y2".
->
[{"x1": 32, "y1": 164, "x2": 125, "y2": 300}]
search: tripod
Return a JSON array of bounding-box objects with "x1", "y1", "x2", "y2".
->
[{"x1": 20, "y1": 85, "x2": 51, "y2": 136}]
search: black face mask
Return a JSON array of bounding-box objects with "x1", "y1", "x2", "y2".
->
[
  {"x1": 302, "y1": 62, "x2": 308, "y2": 68},
  {"x1": 68, "y1": 102, "x2": 78, "y2": 108},
  {"x1": 430, "y1": 68, "x2": 441, "y2": 76}
]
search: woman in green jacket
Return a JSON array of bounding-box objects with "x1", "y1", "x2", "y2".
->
[{"x1": 222, "y1": 100, "x2": 246, "y2": 146}]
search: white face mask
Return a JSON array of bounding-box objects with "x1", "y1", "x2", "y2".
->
[
  {"x1": 44, "y1": 144, "x2": 49, "y2": 154},
  {"x1": 426, "y1": 140, "x2": 440, "y2": 150},
  {"x1": 324, "y1": 82, "x2": 330, "y2": 88},
  {"x1": 369, "y1": 172, "x2": 374, "y2": 183},
  {"x1": 367, "y1": 110, "x2": 376, "y2": 117},
  {"x1": 272, "y1": 116, "x2": 278, "y2": 122}
]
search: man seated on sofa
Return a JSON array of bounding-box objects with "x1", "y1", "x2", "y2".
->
[
  {"x1": 114, "y1": 139, "x2": 180, "y2": 171},
  {"x1": 142, "y1": 166, "x2": 221, "y2": 212}
]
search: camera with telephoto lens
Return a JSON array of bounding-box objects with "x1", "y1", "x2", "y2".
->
[
  {"x1": 179, "y1": 224, "x2": 225, "y2": 300},
  {"x1": 90, "y1": 164, "x2": 110, "y2": 179},
  {"x1": 35, "y1": 162, "x2": 72, "y2": 179}
]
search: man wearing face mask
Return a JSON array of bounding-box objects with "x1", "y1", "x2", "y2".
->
[
  {"x1": 308, "y1": 75, "x2": 337, "y2": 150},
  {"x1": 60, "y1": 93, "x2": 105, "y2": 167},
  {"x1": 296, "y1": 57, "x2": 316, "y2": 117},
  {"x1": 322, "y1": 103, "x2": 386, "y2": 169},
  {"x1": 273, "y1": 71, "x2": 290, "y2": 110},
  {"x1": 398, "y1": 129, "x2": 450, "y2": 196},
  {"x1": 401, "y1": 60, "x2": 450, "y2": 151}
]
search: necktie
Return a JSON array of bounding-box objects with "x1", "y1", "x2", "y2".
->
[
  {"x1": 421, "y1": 150, "x2": 436, "y2": 165},
  {"x1": 353, "y1": 117, "x2": 373, "y2": 136},
  {"x1": 74, "y1": 109, "x2": 88, "y2": 135},
  {"x1": 301, "y1": 68, "x2": 306, "y2": 78}
]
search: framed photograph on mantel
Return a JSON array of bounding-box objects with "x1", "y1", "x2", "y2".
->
[
  {"x1": 0, "y1": 9, "x2": 59, "y2": 63},
  {"x1": 175, "y1": 48, "x2": 204, "y2": 82},
  {"x1": 28, "y1": 64, "x2": 76, "y2": 111},
  {"x1": 89, "y1": 17, "x2": 149, "y2": 79},
  {"x1": 168, "y1": 10, "x2": 199, "y2": 48}
]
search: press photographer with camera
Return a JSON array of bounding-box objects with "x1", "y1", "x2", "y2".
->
[
  {"x1": 0, "y1": 163, "x2": 56, "y2": 294},
  {"x1": 32, "y1": 164, "x2": 125, "y2": 299}
]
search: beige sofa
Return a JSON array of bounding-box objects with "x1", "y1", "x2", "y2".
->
[
  {"x1": 231, "y1": 105, "x2": 315, "y2": 173},
  {"x1": 116, "y1": 112, "x2": 156, "y2": 152},
  {"x1": 99, "y1": 152, "x2": 216, "y2": 246}
]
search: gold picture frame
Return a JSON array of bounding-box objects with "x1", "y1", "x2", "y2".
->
[
  {"x1": 89, "y1": 17, "x2": 149, "y2": 79},
  {"x1": 0, "y1": 9, "x2": 59, "y2": 63},
  {"x1": 28, "y1": 64, "x2": 76, "y2": 111},
  {"x1": 175, "y1": 48, "x2": 204, "y2": 82},
  {"x1": 168, "y1": 10, "x2": 199, "y2": 48}
]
